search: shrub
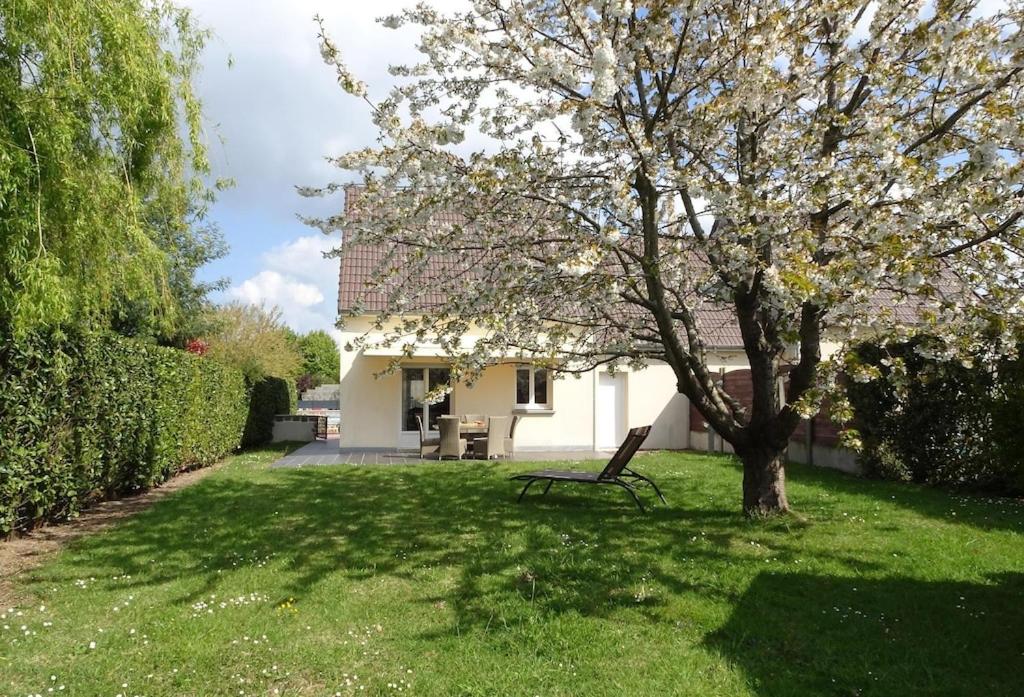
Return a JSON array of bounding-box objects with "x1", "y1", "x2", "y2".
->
[
  {"x1": 241, "y1": 376, "x2": 297, "y2": 448},
  {"x1": 847, "y1": 339, "x2": 1022, "y2": 494},
  {"x1": 0, "y1": 328, "x2": 247, "y2": 535},
  {"x1": 204, "y1": 303, "x2": 301, "y2": 382},
  {"x1": 297, "y1": 329, "x2": 340, "y2": 384},
  {"x1": 296, "y1": 373, "x2": 318, "y2": 396},
  {"x1": 990, "y1": 352, "x2": 1024, "y2": 493}
]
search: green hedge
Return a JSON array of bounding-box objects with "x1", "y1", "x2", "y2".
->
[
  {"x1": 242, "y1": 376, "x2": 297, "y2": 448},
  {"x1": 847, "y1": 339, "x2": 1022, "y2": 494},
  {"x1": 0, "y1": 328, "x2": 248, "y2": 535}
]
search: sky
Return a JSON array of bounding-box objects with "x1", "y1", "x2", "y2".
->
[{"x1": 181, "y1": 1, "x2": 466, "y2": 336}]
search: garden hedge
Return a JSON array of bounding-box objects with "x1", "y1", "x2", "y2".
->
[
  {"x1": 0, "y1": 328, "x2": 248, "y2": 535},
  {"x1": 242, "y1": 376, "x2": 297, "y2": 448},
  {"x1": 847, "y1": 339, "x2": 1023, "y2": 494}
]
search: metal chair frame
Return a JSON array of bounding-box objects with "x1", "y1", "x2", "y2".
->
[{"x1": 509, "y1": 426, "x2": 666, "y2": 511}]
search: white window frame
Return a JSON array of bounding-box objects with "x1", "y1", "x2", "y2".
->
[{"x1": 514, "y1": 365, "x2": 552, "y2": 410}]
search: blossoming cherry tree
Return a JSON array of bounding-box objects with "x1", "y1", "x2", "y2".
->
[{"x1": 306, "y1": 1, "x2": 1024, "y2": 515}]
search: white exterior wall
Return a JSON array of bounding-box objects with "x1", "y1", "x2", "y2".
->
[
  {"x1": 336, "y1": 317, "x2": 730, "y2": 451},
  {"x1": 338, "y1": 348, "x2": 403, "y2": 448},
  {"x1": 624, "y1": 365, "x2": 688, "y2": 449},
  {"x1": 336, "y1": 316, "x2": 851, "y2": 455}
]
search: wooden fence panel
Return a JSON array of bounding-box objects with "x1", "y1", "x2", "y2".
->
[{"x1": 687, "y1": 368, "x2": 843, "y2": 447}]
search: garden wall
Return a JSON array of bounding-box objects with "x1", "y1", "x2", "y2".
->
[
  {"x1": 0, "y1": 329, "x2": 249, "y2": 535},
  {"x1": 688, "y1": 368, "x2": 859, "y2": 473}
]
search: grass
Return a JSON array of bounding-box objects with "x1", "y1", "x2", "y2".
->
[{"x1": 2, "y1": 445, "x2": 1023, "y2": 697}]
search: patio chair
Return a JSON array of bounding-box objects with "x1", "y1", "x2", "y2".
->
[
  {"x1": 438, "y1": 415, "x2": 467, "y2": 459},
  {"x1": 509, "y1": 426, "x2": 666, "y2": 511},
  {"x1": 504, "y1": 414, "x2": 521, "y2": 458},
  {"x1": 415, "y1": 415, "x2": 440, "y2": 458},
  {"x1": 472, "y1": 416, "x2": 508, "y2": 460}
]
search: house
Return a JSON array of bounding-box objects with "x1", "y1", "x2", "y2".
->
[
  {"x1": 334, "y1": 182, "x2": 959, "y2": 470},
  {"x1": 335, "y1": 187, "x2": 775, "y2": 455}
]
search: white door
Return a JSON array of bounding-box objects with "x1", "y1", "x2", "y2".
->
[{"x1": 596, "y1": 372, "x2": 626, "y2": 449}]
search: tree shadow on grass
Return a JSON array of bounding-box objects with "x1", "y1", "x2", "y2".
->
[
  {"x1": 774, "y1": 454, "x2": 1024, "y2": 535},
  {"x1": 684, "y1": 448, "x2": 1024, "y2": 534},
  {"x1": 684, "y1": 446, "x2": 1024, "y2": 532},
  {"x1": 23, "y1": 458, "x2": 775, "y2": 620},
  {"x1": 705, "y1": 570, "x2": 1024, "y2": 697}
]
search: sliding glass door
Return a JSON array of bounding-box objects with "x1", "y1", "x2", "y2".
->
[{"x1": 402, "y1": 367, "x2": 451, "y2": 432}]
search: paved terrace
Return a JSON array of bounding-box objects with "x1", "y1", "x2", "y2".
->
[{"x1": 271, "y1": 437, "x2": 615, "y2": 468}]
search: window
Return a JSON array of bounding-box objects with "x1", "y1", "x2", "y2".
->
[
  {"x1": 515, "y1": 366, "x2": 550, "y2": 408},
  {"x1": 402, "y1": 367, "x2": 451, "y2": 431}
]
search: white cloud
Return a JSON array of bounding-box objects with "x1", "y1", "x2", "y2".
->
[
  {"x1": 262, "y1": 234, "x2": 338, "y2": 287},
  {"x1": 180, "y1": 1, "x2": 468, "y2": 333},
  {"x1": 230, "y1": 270, "x2": 324, "y2": 307},
  {"x1": 184, "y1": 0, "x2": 473, "y2": 220},
  {"x1": 227, "y1": 233, "x2": 343, "y2": 334},
  {"x1": 227, "y1": 267, "x2": 334, "y2": 334}
]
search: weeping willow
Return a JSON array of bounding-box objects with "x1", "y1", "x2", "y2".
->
[{"x1": 0, "y1": 0, "x2": 212, "y2": 336}]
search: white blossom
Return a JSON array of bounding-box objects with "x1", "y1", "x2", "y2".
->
[{"x1": 590, "y1": 39, "x2": 617, "y2": 103}]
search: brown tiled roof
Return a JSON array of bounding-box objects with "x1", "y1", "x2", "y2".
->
[
  {"x1": 337, "y1": 186, "x2": 745, "y2": 346},
  {"x1": 694, "y1": 306, "x2": 745, "y2": 348},
  {"x1": 338, "y1": 185, "x2": 480, "y2": 314},
  {"x1": 337, "y1": 241, "x2": 474, "y2": 313},
  {"x1": 337, "y1": 186, "x2": 952, "y2": 350}
]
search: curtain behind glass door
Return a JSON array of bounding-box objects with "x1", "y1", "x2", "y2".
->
[
  {"x1": 427, "y1": 368, "x2": 451, "y2": 430},
  {"x1": 403, "y1": 368, "x2": 452, "y2": 431},
  {"x1": 402, "y1": 368, "x2": 425, "y2": 432}
]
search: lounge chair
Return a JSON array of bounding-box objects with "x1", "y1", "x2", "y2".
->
[
  {"x1": 510, "y1": 426, "x2": 666, "y2": 511},
  {"x1": 438, "y1": 415, "x2": 467, "y2": 459},
  {"x1": 472, "y1": 416, "x2": 508, "y2": 460},
  {"x1": 415, "y1": 415, "x2": 440, "y2": 458}
]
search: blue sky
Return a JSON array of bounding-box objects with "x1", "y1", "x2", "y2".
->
[{"x1": 181, "y1": 1, "x2": 466, "y2": 335}]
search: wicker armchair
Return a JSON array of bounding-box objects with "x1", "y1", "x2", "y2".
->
[
  {"x1": 473, "y1": 416, "x2": 508, "y2": 460},
  {"x1": 415, "y1": 415, "x2": 440, "y2": 458},
  {"x1": 504, "y1": 415, "x2": 521, "y2": 458},
  {"x1": 438, "y1": 416, "x2": 467, "y2": 459}
]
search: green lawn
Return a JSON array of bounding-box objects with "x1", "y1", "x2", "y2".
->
[{"x1": 2, "y1": 446, "x2": 1022, "y2": 697}]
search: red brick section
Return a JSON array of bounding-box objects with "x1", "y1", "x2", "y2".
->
[
  {"x1": 688, "y1": 368, "x2": 844, "y2": 446},
  {"x1": 810, "y1": 404, "x2": 843, "y2": 446}
]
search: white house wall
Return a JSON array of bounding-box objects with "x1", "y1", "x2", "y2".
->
[
  {"x1": 338, "y1": 325, "x2": 749, "y2": 451},
  {"x1": 338, "y1": 349, "x2": 403, "y2": 448},
  {"x1": 624, "y1": 367, "x2": 689, "y2": 450}
]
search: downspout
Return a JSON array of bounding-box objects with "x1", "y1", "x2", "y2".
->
[{"x1": 683, "y1": 394, "x2": 691, "y2": 450}]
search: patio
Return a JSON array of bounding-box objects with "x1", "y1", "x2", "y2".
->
[{"x1": 270, "y1": 436, "x2": 616, "y2": 467}]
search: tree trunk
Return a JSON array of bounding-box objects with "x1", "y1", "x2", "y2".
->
[{"x1": 740, "y1": 448, "x2": 789, "y2": 516}]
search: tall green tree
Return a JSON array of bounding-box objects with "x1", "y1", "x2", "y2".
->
[
  {"x1": 0, "y1": 0, "x2": 222, "y2": 337},
  {"x1": 298, "y1": 330, "x2": 340, "y2": 385},
  {"x1": 112, "y1": 209, "x2": 229, "y2": 346},
  {"x1": 204, "y1": 303, "x2": 302, "y2": 383}
]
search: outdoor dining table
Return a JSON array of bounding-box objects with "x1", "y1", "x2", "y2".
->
[
  {"x1": 459, "y1": 420, "x2": 488, "y2": 436},
  {"x1": 459, "y1": 420, "x2": 488, "y2": 455}
]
